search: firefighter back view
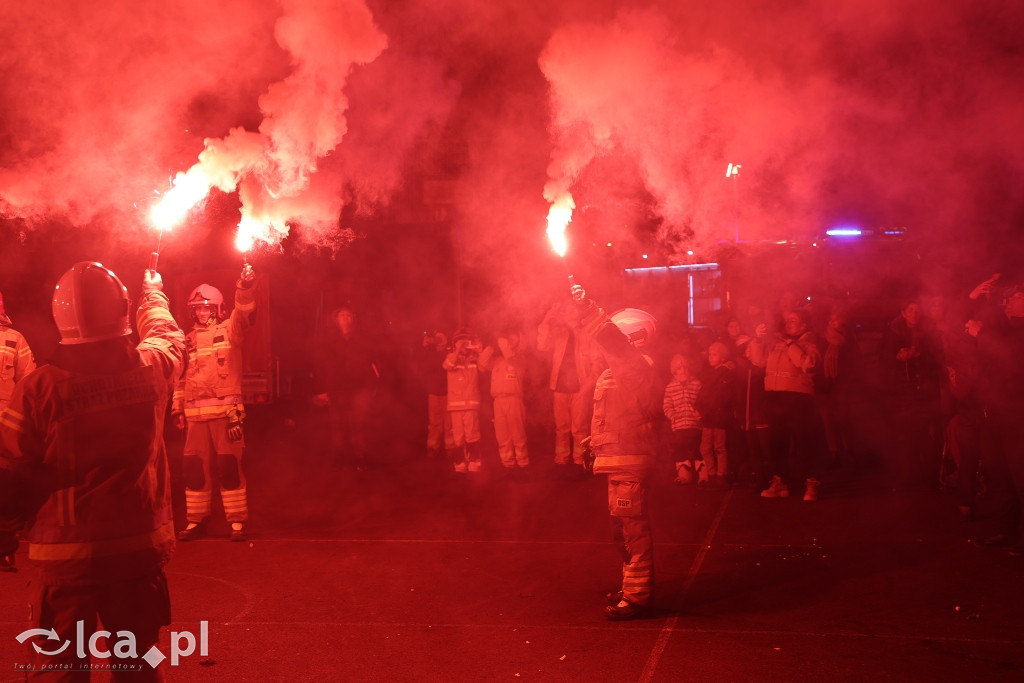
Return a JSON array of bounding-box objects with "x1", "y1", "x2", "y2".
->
[
  {"x1": 0, "y1": 263, "x2": 184, "y2": 678},
  {"x1": 571, "y1": 280, "x2": 659, "y2": 621},
  {"x1": 174, "y1": 264, "x2": 257, "y2": 542}
]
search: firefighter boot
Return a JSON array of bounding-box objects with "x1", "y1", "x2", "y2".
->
[
  {"x1": 230, "y1": 523, "x2": 248, "y2": 542},
  {"x1": 449, "y1": 447, "x2": 468, "y2": 473},
  {"x1": 466, "y1": 441, "x2": 482, "y2": 474},
  {"x1": 177, "y1": 520, "x2": 207, "y2": 542}
]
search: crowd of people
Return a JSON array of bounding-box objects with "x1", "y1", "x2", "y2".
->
[
  {"x1": 395, "y1": 273, "x2": 1024, "y2": 556},
  {"x1": 1, "y1": 260, "x2": 1022, "y2": 668}
]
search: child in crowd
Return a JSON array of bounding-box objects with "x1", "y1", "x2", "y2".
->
[
  {"x1": 663, "y1": 353, "x2": 705, "y2": 484},
  {"x1": 697, "y1": 341, "x2": 738, "y2": 485}
]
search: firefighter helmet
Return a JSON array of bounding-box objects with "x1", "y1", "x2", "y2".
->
[
  {"x1": 187, "y1": 284, "x2": 225, "y2": 321},
  {"x1": 51, "y1": 262, "x2": 132, "y2": 345},
  {"x1": 610, "y1": 308, "x2": 657, "y2": 348}
]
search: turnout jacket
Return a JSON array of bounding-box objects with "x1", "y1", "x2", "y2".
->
[
  {"x1": 537, "y1": 319, "x2": 602, "y2": 394},
  {"x1": 444, "y1": 347, "x2": 483, "y2": 411},
  {"x1": 478, "y1": 342, "x2": 526, "y2": 398},
  {"x1": 0, "y1": 322, "x2": 36, "y2": 403},
  {"x1": 0, "y1": 289, "x2": 184, "y2": 584},
  {"x1": 173, "y1": 282, "x2": 255, "y2": 420},
  {"x1": 748, "y1": 332, "x2": 820, "y2": 395},
  {"x1": 578, "y1": 300, "x2": 657, "y2": 479}
]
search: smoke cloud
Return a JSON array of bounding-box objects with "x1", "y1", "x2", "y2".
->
[
  {"x1": 1, "y1": 0, "x2": 1021, "y2": 277},
  {"x1": 539, "y1": 0, "x2": 1024, "y2": 263},
  {"x1": 0, "y1": 0, "x2": 457, "y2": 252}
]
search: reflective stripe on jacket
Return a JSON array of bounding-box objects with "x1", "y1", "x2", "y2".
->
[
  {"x1": 0, "y1": 289, "x2": 184, "y2": 584},
  {"x1": 173, "y1": 284, "x2": 255, "y2": 419},
  {"x1": 0, "y1": 326, "x2": 36, "y2": 402},
  {"x1": 444, "y1": 351, "x2": 482, "y2": 411}
]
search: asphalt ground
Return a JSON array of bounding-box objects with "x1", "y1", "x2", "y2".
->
[{"x1": 2, "y1": 414, "x2": 1024, "y2": 682}]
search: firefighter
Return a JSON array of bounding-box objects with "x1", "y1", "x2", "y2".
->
[
  {"x1": 0, "y1": 263, "x2": 184, "y2": 677},
  {"x1": 571, "y1": 281, "x2": 659, "y2": 621},
  {"x1": 0, "y1": 289, "x2": 37, "y2": 414},
  {"x1": 444, "y1": 328, "x2": 488, "y2": 474},
  {"x1": 174, "y1": 264, "x2": 257, "y2": 542},
  {"x1": 537, "y1": 301, "x2": 602, "y2": 478},
  {"x1": 478, "y1": 329, "x2": 530, "y2": 476}
]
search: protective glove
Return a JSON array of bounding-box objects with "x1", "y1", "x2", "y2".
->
[
  {"x1": 237, "y1": 264, "x2": 255, "y2": 289},
  {"x1": 573, "y1": 282, "x2": 589, "y2": 305},
  {"x1": 580, "y1": 436, "x2": 595, "y2": 475},
  {"x1": 226, "y1": 405, "x2": 246, "y2": 442},
  {"x1": 143, "y1": 270, "x2": 163, "y2": 293}
]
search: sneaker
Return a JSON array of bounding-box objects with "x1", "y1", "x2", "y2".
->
[
  {"x1": 605, "y1": 600, "x2": 644, "y2": 621},
  {"x1": 803, "y1": 478, "x2": 821, "y2": 501},
  {"x1": 674, "y1": 461, "x2": 702, "y2": 485},
  {"x1": 230, "y1": 523, "x2": 248, "y2": 543},
  {"x1": 453, "y1": 461, "x2": 468, "y2": 474},
  {"x1": 177, "y1": 522, "x2": 206, "y2": 542},
  {"x1": 760, "y1": 475, "x2": 789, "y2": 498},
  {"x1": 467, "y1": 459, "x2": 482, "y2": 473}
]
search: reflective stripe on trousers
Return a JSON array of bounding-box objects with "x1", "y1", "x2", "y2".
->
[
  {"x1": 608, "y1": 479, "x2": 654, "y2": 606},
  {"x1": 185, "y1": 488, "x2": 248, "y2": 523}
]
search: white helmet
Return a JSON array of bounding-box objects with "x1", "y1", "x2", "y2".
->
[
  {"x1": 52, "y1": 262, "x2": 132, "y2": 345},
  {"x1": 611, "y1": 308, "x2": 657, "y2": 348},
  {"x1": 186, "y1": 284, "x2": 225, "y2": 321}
]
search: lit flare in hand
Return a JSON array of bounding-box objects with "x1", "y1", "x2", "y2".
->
[
  {"x1": 235, "y1": 214, "x2": 265, "y2": 253},
  {"x1": 545, "y1": 194, "x2": 575, "y2": 257},
  {"x1": 149, "y1": 167, "x2": 212, "y2": 231}
]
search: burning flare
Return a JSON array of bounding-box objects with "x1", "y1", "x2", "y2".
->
[
  {"x1": 149, "y1": 167, "x2": 214, "y2": 231},
  {"x1": 545, "y1": 194, "x2": 574, "y2": 257},
  {"x1": 235, "y1": 213, "x2": 271, "y2": 253},
  {"x1": 147, "y1": 0, "x2": 388, "y2": 247}
]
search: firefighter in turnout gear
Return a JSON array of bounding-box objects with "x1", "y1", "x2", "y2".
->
[
  {"x1": 173, "y1": 264, "x2": 257, "y2": 542},
  {"x1": 444, "y1": 328, "x2": 489, "y2": 474},
  {"x1": 0, "y1": 289, "x2": 37, "y2": 414},
  {"x1": 0, "y1": 264, "x2": 184, "y2": 676},
  {"x1": 571, "y1": 281, "x2": 659, "y2": 621}
]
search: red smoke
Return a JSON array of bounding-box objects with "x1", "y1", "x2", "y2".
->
[
  {"x1": 539, "y1": 1, "x2": 1024, "y2": 261},
  {"x1": 1, "y1": 0, "x2": 1022, "y2": 272}
]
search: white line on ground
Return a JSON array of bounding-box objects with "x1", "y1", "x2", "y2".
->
[{"x1": 638, "y1": 488, "x2": 735, "y2": 683}]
